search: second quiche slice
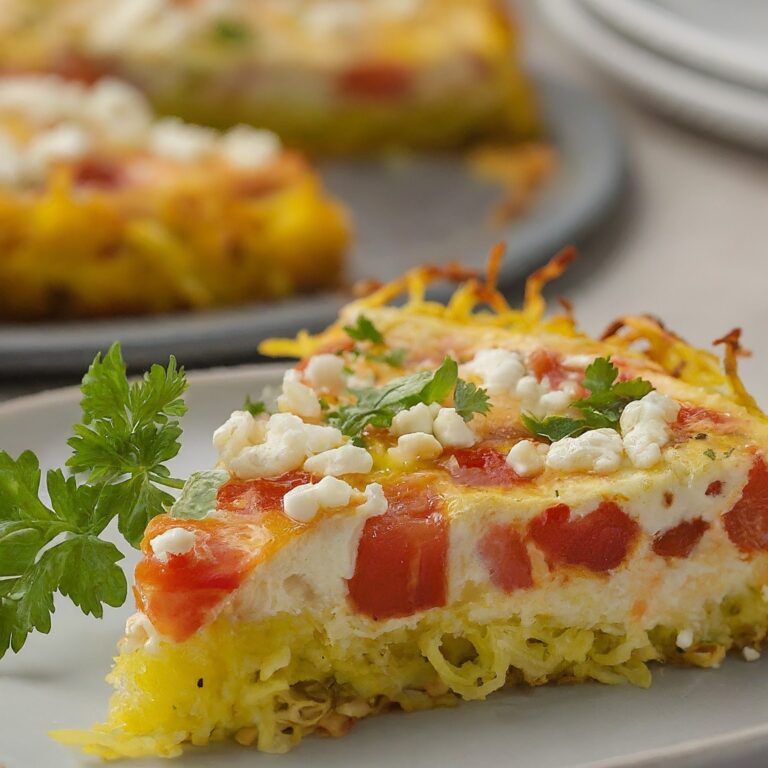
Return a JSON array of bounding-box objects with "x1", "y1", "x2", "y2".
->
[{"x1": 57, "y1": 252, "x2": 768, "y2": 758}]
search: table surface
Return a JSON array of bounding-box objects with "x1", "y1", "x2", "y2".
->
[{"x1": 2, "y1": 7, "x2": 766, "y2": 404}]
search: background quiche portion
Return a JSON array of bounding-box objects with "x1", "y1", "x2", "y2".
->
[
  {"x1": 0, "y1": 75, "x2": 349, "y2": 319},
  {"x1": 55, "y1": 256, "x2": 768, "y2": 758},
  {"x1": 0, "y1": 0, "x2": 539, "y2": 154}
]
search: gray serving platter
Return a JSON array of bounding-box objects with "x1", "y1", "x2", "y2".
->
[{"x1": 0, "y1": 76, "x2": 625, "y2": 376}]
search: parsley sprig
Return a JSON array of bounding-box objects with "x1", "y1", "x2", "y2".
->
[
  {"x1": 522, "y1": 356, "x2": 653, "y2": 442},
  {"x1": 343, "y1": 314, "x2": 406, "y2": 369},
  {"x1": 327, "y1": 357, "x2": 490, "y2": 443},
  {"x1": 0, "y1": 344, "x2": 188, "y2": 659}
]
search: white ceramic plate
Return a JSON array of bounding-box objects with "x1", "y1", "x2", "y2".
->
[
  {"x1": 0, "y1": 75, "x2": 626, "y2": 376},
  {"x1": 582, "y1": 0, "x2": 768, "y2": 91},
  {"x1": 3, "y1": 365, "x2": 768, "y2": 768},
  {"x1": 540, "y1": 0, "x2": 768, "y2": 150}
]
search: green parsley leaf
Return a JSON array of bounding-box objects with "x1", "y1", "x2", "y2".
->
[
  {"x1": 212, "y1": 18, "x2": 251, "y2": 44},
  {"x1": 343, "y1": 315, "x2": 384, "y2": 344},
  {"x1": 454, "y1": 379, "x2": 491, "y2": 422},
  {"x1": 704, "y1": 449, "x2": 717, "y2": 461},
  {"x1": 66, "y1": 344, "x2": 188, "y2": 547},
  {"x1": 171, "y1": 470, "x2": 230, "y2": 521},
  {"x1": 327, "y1": 358, "x2": 490, "y2": 441},
  {"x1": 1, "y1": 343, "x2": 187, "y2": 660},
  {"x1": 243, "y1": 397, "x2": 266, "y2": 417},
  {"x1": 366, "y1": 348, "x2": 407, "y2": 368},
  {"x1": 523, "y1": 356, "x2": 654, "y2": 442}
]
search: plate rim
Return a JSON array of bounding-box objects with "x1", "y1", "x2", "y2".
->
[
  {"x1": 3, "y1": 364, "x2": 768, "y2": 768},
  {"x1": 541, "y1": 0, "x2": 768, "y2": 147},
  {"x1": 582, "y1": 0, "x2": 768, "y2": 90},
  {"x1": 0, "y1": 73, "x2": 626, "y2": 376}
]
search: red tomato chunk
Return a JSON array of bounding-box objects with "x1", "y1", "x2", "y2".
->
[
  {"x1": 479, "y1": 524, "x2": 533, "y2": 592},
  {"x1": 724, "y1": 456, "x2": 768, "y2": 552},
  {"x1": 528, "y1": 502, "x2": 639, "y2": 572},
  {"x1": 443, "y1": 446, "x2": 522, "y2": 487},
  {"x1": 652, "y1": 518, "x2": 709, "y2": 559},
  {"x1": 348, "y1": 482, "x2": 447, "y2": 620}
]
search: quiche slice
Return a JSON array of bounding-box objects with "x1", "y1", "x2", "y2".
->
[
  {"x1": 0, "y1": 75, "x2": 348, "y2": 319},
  {"x1": 0, "y1": 0, "x2": 539, "y2": 154},
  {"x1": 56, "y1": 250, "x2": 768, "y2": 758}
]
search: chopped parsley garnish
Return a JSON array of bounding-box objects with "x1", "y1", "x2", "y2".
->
[
  {"x1": 366, "y1": 348, "x2": 407, "y2": 369},
  {"x1": 522, "y1": 356, "x2": 653, "y2": 442},
  {"x1": 0, "y1": 343, "x2": 188, "y2": 660},
  {"x1": 243, "y1": 397, "x2": 267, "y2": 417},
  {"x1": 344, "y1": 314, "x2": 384, "y2": 344},
  {"x1": 704, "y1": 449, "x2": 717, "y2": 461},
  {"x1": 213, "y1": 18, "x2": 251, "y2": 44},
  {"x1": 327, "y1": 357, "x2": 489, "y2": 441}
]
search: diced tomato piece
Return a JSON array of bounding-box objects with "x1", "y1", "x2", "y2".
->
[
  {"x1": 135, "y1": 517, "x2": 252, "y2": 641},
  {"x1": 443, "y1": 446, "x2": 523, "y2": 487},
  {"x1": 348, "y1": 481, "x2": 447, "y2": 620},
  {"x1": 652, "y1": 518, "x2": 709, "y2": 559},
  {"x1": 724, "y1": 456, "x2": 768, "y2": 553},
  {"x1": 338, "y1": 61, "x2": 413, "y2": 100},
  {"x1": 479, "y1": 524, "x2": 533, "y2": 593},
  {"x1": 528, "y1": 349, "x2": 568, "y2": 389},
  {"x1": 217, "y1": 471, "x2": 312, "y2": 514},
  {"x1": 72, "y1": 157, "x2": 126, "y2": 190},
  {"x1": 706, "y1": 480, "x2": 723, "y2": 497},
  {"x1": 528, "y1": 502, "x2": 639, "y2": 572},
  {"x1": 53, "y1": 49, "x2": 113, "y2": 84},
  {"x1": 676, "y1": 404, "x2": 728, "y2": 429}
]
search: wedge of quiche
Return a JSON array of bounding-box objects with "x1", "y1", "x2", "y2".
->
[
  {"x1": 56, "y1": 250, "x2": 768, "y2": 758},
  {"x1": 0, "y1": 0, "x2": 539, "y2": 154},
  {"x1": 0, "y1": 74, "x2": 348, "y2": 319}
]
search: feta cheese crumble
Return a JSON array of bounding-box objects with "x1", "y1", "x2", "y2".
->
[
  {"x1": 743, "y1": 646, "x2": 761, "y2": 662},
  {"x1": 433, "y1": 408, "x2": 476, "y2": 448},
  {"x1": 391, "y1": 402, "x2": 435, "y2": 436},
  {"x1": 150, "y1": 527, "x2": 196, "y2": 563},
  {"x1": 389, "y1": 432, "x2": 443, "y2": 464},
  {"x1": 303, "y1": 444, "x2": 373, "y2": 476},
  {"x1": 675, "y1": 628, "x2": 694, "y2": 650},
  {"x1": 283, "y1": 476, "x2": 354, "y2": 523},
  {"x1": 506, "y1": 440, "x2": 548, "y2": 478},
  {"x1": 463, "y1": 348, "x2": 525, "y2": 396},
  {"x1": 516, "y1": 375, "x2": 574, "y2": 419},
  {"x1": 304, "y1": 353, "x2": 346, "y2": 394},
  {"x1": 620, "y1": 391, "x2": 680, "y2": 469},
  {"x1": 545, "y1": 428, "x2": 624, "y2": 474},
  {"x1": 277, "y1": 369, "x2": 322, "y2": 420}
]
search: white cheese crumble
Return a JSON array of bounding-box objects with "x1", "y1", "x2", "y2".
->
[
  {"x1": 303, "y1": 444, "x2": 373, "y2": 476},
  {"x1": 212, "y1": 410, "x2": 267, "y2": 466},
  {"x1": 389, "y1": 432, "x2": 443, "y2": 464},
  {"x1": 277, "y1": 369, "x2": 322, "y2": 420},
  {"x1": 675, "y1": 628, "x2": 694, "y2": 650},
  {"x1": 433, "y1": 408, "x2": 476, "y2": 448},
  {"x1": 304, "y1": 353, "x2": 346, "y2": 394},
  {"x1": 27, "y1": 124, "x2": 91, "y2": 170},
  {"x1": 149, "y1": 117, "x2": 218, "y2": 162},
  {"x1": 545, "y1": 428, "x2": 624, "y2": 474},
  {"x1": 743, "y1": 646, "x2": 761, "y2": 662},
  {"x1": 620, "y1": 391, "x2": 680, "y2": 469},
  {"x1": 357, "y1": 482, "x2": 388, "y2": 517},
  {"x1": 122, "y1": 611, "x2": 160, "y2": 653},
  {"x1": 282, "y1": 476, "x2": 354, "y2": 523},
  {"x1": 516, "y1": 375, "x2": 574, "y2": 419},
  {"x1": 391, "y1": 402, "x2": 435, "y2": 436},
  {"x1": 463, "y1": 348, "x2": 525, "y2": 396},
  {"x1": 220, "y1": 125, "x2": 282, "y2": 170},
  {"x1": 506, "y1": 440, "x2": 549, "y2": 478},
  {"x1": 150, "y1": 527, "x2": 196, "y2": 563},
  {"x1": 227, "y1": 415, "x2": 306, "y2": 479},
  {"x1": 562, "y1": 354, "x2": 595, "y2": 369}
]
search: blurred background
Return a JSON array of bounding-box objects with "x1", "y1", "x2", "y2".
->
[{"x1": 0, "y1": 0, "x2": 766, "y2": 403}]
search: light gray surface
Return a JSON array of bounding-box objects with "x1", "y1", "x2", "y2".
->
[
  {"x1": 0, "y1": 75, "x2": 624, "y2": 377},
  {"x1": 3, "y1": 367, "x2": 768, "y2": 768},
  {"x1": 583, "y1": 0, "x2": 768, "y2": 89},
  {"x1": 541, "y1": 0, "x2": 768, "y2": 149}
]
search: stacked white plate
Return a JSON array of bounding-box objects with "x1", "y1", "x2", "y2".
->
[{"x1": 540, "y1": 0, "x2": 768, "y2": 148}]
